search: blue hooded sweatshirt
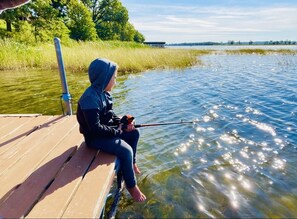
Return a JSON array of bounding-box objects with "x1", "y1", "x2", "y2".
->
[{"x1": 76, "y1": 58, "x2": 121, "y2": 144}]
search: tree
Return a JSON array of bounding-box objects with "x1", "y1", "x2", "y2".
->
[
  {"x1": 0, "y1": 0, "x2": 31, "y2": 11},
  {"x1": 29, "y1": 0, "x2": 69, "y2": 42},
  {"x1": 119, "y1": 22, "x2": 145, "y2": 43},
  {"x1": 133, "y1": 30, "x2": 145, "y2": 43},
  {"x1": 95, "y1": 0, "x2": 129, "y2": 40},
  {"x1": 82, "y1": 0, "x2": 136, "y2": 41},
  {"x1": 1, "y1": 0, "x2": 145, "y2": 43},
  {"x1": 0, "y1": 4, "x2": 30, "y2": 32},
  {"x1": 67, "y1": 1, "x2": 97, "y2": 41}
]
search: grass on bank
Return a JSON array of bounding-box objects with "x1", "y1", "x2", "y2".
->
[{"x1": 0, "y1": 39, "x2": 208, "y2": 74}]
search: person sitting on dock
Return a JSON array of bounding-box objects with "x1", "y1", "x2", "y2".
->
[{"x1": 76, "y1": 58, "x2": 146, "y2": 202}]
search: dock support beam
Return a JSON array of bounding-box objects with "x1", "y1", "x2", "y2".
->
[{"x1": 54, "y1": 37, "x2": 73, "y2": 115}]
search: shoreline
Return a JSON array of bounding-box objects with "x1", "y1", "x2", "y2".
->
[{"x1": 0, "y1": 40, "x2": 296, "y2": 74}]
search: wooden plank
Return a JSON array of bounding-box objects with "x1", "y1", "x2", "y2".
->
[
  {"x1": 0, "y1": 114, "x2": 42, "y2": 117},
  {"x1": 0, "y1": 117, "x2": 35, "y2": 136},
  {"x1": 0, "y1": 116, "x2": 53, "y2": 154},
  {"x1": 62, "y1": 152, "x2": 117, "y2": 218},
  {"x1": 26, "y1": 143, "x2": 98, "y2": 218},
  {"x1": 0, "y1": 116, "x2": 67, "y2": 174},
  {"x1": 0, "y1": 116, "x2": 79, "y2": 198},
  {"x1": 0, "y1": 146, "x2": 77, "y2": 218},
  {"x1": 0, "y1": 120, "x2": 83, "y2": 218},
  {"x1": 0, "y1": 117, "x2": 23, "y2": 133},
  {"x1": 0, "y1": 116, "x2": 52, "y2": 141}
]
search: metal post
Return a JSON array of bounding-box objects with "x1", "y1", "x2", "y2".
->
[{"x1": 54, "y1": 37, "x2": 73, "y2": 115}]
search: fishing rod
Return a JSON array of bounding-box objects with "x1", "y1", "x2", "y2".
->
[
  {"x1": 134, "y1": 120, "x2": 194, "y2": 128},
  {"x1": 110, "y1": 115, "x2": 195, "y2": 129}
]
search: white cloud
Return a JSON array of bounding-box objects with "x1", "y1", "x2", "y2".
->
[{"x1": 127, "y1": 4, "x2": 297, "y2": 43}]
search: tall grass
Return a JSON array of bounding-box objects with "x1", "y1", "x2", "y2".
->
[{"x1": 0, "y1": 39, "x2": 208, "y2": 74}]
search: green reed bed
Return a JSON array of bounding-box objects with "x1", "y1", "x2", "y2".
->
[
  {"x1": 0, "y1": 39, "x2": 207, "y2": 74},
  {"x1": 225, "y1": 48, "x2": 297, "y2": 55}
]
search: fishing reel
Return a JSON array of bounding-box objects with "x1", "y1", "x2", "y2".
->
[{"x1": 120, "y1": 114, "x2": 135, "y2": 129}]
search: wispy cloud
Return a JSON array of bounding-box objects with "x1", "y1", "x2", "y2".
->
[{"x1": 127, "y1": 3, "x2": 297, "y2": 43}]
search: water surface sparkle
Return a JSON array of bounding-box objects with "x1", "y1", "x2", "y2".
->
[{"x1": 113, "y1": 54, "x2": 297, "y2": 218}]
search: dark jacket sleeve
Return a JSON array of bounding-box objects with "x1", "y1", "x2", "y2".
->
[{"x1": 79, "y1": 107, "x2": 121, "y2": 138}]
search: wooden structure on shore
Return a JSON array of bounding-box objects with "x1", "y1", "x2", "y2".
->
[
  {"x1": 0, "y1": 114, "x2": 118, "y2": 218},
  {"x1": 144, "y1": 41, "x2": 166, "y2": 48}
]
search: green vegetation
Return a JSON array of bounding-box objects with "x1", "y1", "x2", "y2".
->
[
  {"x1": 0, "y1": 0, "x2": 145, "y2": 43},
  {"x1": 0, "y1": 39, "x2": 209, "y2": 74}
]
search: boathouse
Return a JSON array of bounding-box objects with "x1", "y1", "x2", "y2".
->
[{"x1": 144, "y1": 41, "x2": 166, "y2": 48}]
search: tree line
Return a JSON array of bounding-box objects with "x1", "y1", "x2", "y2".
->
[{"x1": 0, "y1": 0, "x2": 145, "y2": 43}]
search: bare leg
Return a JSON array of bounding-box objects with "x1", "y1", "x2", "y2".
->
[{"x1": 127, "y1": 185, "x2": 146, "y2": 202}]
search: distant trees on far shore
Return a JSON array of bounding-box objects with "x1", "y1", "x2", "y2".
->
[
  {"x1": 227, "y1": 40, "x2": 296, "y2": 45},
  {"x1": 168, "y1": 40, "x2": 297, "y2": 46}
]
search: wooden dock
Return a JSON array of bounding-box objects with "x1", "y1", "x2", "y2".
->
[{"x1": 0, "y1": 114, "x2": 117, "y2": 218}]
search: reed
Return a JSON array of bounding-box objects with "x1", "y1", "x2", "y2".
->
[
  {"x1": 0, "y1": 39, "x2": 207, "y2": 74},
  {"x1": 225, "y1": 48, "x2": 297, "y2": 55}
]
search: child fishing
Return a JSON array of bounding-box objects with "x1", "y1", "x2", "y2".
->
[{"x1": 76, "y1": 58, "x2": 146, "y2": 202}]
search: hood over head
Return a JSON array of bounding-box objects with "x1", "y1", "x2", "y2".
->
[{"x1": 88, "y1": 58, "x2": 117, "y2": 91}]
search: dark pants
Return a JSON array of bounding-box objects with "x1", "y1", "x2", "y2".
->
[{"x1": 87, "y1": 129, "x2": 140, "y2": 188}]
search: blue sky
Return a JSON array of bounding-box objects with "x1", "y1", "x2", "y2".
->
[{"x1": 120, "y1": 0, "x2": 297, "y2": 43}]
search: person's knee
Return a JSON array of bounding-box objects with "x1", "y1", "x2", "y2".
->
[{"x1": 118, "y1": 144, "x2": 134, "y2": 159}]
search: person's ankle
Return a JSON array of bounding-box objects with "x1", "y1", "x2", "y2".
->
[{"x1": 133, "y1": 163, "x2": 141, "y2": 174}]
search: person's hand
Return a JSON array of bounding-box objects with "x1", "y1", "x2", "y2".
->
[
  {"x1": 117, "y1": 123, "x2": 123, "y2": 134},
  {"x1": 125, "y1": 123, "x2": 135, "y2": 132}
]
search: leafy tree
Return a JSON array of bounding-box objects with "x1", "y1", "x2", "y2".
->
[
  {"x1": 0, "y1": 4, "x2": 30, "y2": 32},
  {"x1": 0, "y1": 0, "x2": 70, "y2": 42},
  {"x1": 29, "y1": 0, "x2": 69, "y2": 42},
  {"x1": 0, "y1": 0, "x2": 145, "y2": 43},
  {"x1": 120, "y1": 22, "x2": 145, "y2": 43},
  {"x1": 133, "y1": 29, "x2": 145, "y2": 43},
  {"x1": 67, "y1": 1, "x2": 97, "y2": 41},
  {"x1": 82, "y1": 0, "x2": 130, "y2": 40},
  {"x1": 96, "y1": 0, "x2": 129, "y2": 40}
]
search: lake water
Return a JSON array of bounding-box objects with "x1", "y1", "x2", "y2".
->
[
  {"x1": 112, "y1": 53, "x2": 297, "y2": 218},
  {"x1": 0, "y1": 50, "x2": 297, "y2": 218}
]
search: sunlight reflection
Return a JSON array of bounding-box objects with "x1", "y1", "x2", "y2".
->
[
  {"x1": 196, "y1": 127, "x2": 206, "y2": 132},
  {"x1": 220, "y1": 134, "x2": 238, "y2": 144},
  {"x1": 249, "y1": 120, "x2": 276, "y2": 136},
  {"x1": 216, "y1": 141, "x2": 223, "y2": 149},
  {"x1": 240, "y1": 150, "x2": 249, "y2": 159},
  {"x1": 230, "y1": 190, "x2": 239, "y2": 209},
  {"x1": 245, "y1": 106, "x2": 262, "y2": 115},
  {"x1": 213, "y1": 105, "x2": 220, "y2": 110},
  {"x1": 196, "y1": 202, "x2": 216, "y2": 219},
  {"x1": 200, "y1": 158, "x2": 208, "y2": 163},
  {"x1": 203, "y1": 116, "x2": 211, "y2": 122},
  {"x1": 206, "y1": 173, "x2": 215, "y2": 182},
  {"x1": 241, "y1": 180, "x2": 252, "y2": 190},
  {"x1": 184, "y1": 160, "x2": 192, "y2": 170},
  {"x1": 257, "y1": 152, "x2": 267, "y2": 163},
  {"x1": 272, "y1": 158, "x2": 286, "y2": 170},
  {"x1": 198, "y1": 138, "x2": 205, "y2": 144},
  {"x1": 224, "y1": 172, "x2": 232, "y2": 180},
  {"x1": 214, "y1": 159, "x2": 221, "y2": 165}
]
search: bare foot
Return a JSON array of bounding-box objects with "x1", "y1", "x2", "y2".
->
[
  {"x1": 133, "y1": 163, "x2": 141, "y2": 174},
  {"x1": 127, "y1": 185, "x2": 147, "y2": 202}
]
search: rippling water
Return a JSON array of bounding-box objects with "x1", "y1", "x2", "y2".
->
[
  {"x1": 0, "y1": 53, "x2": 296, "y2": 218},
  {"x1": 112, "y1": 54, "x2": 297, "y2": 218}
]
